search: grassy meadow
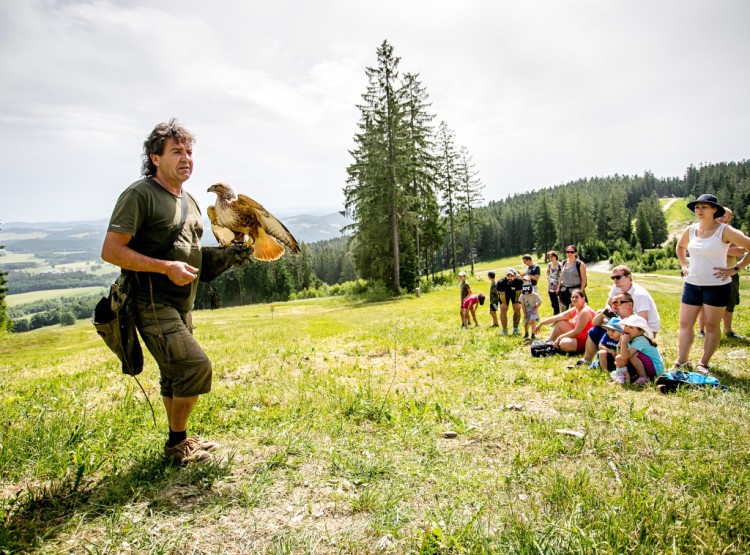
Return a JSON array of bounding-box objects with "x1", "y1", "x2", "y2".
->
[
  {"x1": 5, "y1": 286, "x2": 107, "y2": 308},
  {"x1": 2, "y1": 260, "x2": 750, "y2": 554}
]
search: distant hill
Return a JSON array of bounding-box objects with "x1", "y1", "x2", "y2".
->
[{"x1": 0, "y1": 212, "x2": 351, "y2": 268}]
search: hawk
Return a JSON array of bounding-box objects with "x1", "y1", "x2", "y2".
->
[{"x1": 207, "y1": 182, "x2": 300, "y2": 261}]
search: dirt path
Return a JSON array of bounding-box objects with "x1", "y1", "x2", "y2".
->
[
  {"x1": 661, "y1": 197, "x2": 678, "y2": 212},
  {"x1": 587, "y1": 260, "x2": 611, "y2": 273}
]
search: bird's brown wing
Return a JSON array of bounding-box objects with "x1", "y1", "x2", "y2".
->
[
  {"x1": 207, "y1": 205, "x2": 237, "y2": 247},
  {"x1": 236, "y1": 194, "x2": 301, "y2": 256}
]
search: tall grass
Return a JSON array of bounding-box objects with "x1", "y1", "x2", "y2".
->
[{"x1": 1, "y1": 266, "x2": 749, "y2": 553}]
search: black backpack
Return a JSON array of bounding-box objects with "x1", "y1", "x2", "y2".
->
[
  {"x1": 92, "y1": 279, "x2": 143, "y2": 376},
  {"x1": 530, "y1": 339, "x2": 567, "y2": 357}
]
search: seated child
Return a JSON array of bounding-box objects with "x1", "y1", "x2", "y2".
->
[
  {"x1": 612, "y1": 314, "x2": 665, "y2": 385},
  {"x1": 462, "y1": 293, "x2": 486, "y2": 327},
  {"x1": 519, "y1": 278, "x2": 543, "y2": 340},
  {"x1": 597, "y1": 317, "x2": 623, "y2": 372}
]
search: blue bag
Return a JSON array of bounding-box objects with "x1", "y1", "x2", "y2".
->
[{"x1": 655, "y1": 371, "x2": 728, "y2": 394}]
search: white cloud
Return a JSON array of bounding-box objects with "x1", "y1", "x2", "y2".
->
[{"x1": 0, "y1": 0, "x2": 749, "y2": 223}]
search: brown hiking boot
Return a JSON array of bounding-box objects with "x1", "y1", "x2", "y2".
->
[
  {"x1": 190, "y1": 435, "x2": 218, "y2": 451},
  {"x1": 164, "y1": 437, "x2": 212, "y2": 465}
]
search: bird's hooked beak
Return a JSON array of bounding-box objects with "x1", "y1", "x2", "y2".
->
[{"x1": 207, "y1": 182, "x2": 236, "y2": 200}]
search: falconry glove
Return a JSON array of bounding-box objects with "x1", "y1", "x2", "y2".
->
[{"x1": 200, "y1": 244, "x2": 255, "y2": 282}]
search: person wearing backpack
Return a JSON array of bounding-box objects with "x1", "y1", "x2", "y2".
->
[
  {"x1": 558, "y1": 244, "x2": 587, "y2": 311},
  {"x1": 546, "y1": 250, "x2": 562, "y2": 315},
  {"x1": 101, "y1": 119, "x2": 251, "y2": 466}
]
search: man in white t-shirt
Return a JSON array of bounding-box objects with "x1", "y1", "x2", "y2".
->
[{"x1": 606, "y1": 265, "x2": 660, "y2": 334}]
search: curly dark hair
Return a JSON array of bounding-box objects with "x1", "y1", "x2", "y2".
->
[{"x1": 141, "y1": 118, "x2": 195, "y2": 177}]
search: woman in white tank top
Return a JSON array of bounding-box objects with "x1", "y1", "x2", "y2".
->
[{"x1": 675, "y1": 194, "x2": 750, "y2": 373}]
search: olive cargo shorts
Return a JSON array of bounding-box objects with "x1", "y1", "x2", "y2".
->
[{"x1": 134, "y1": 300, "x2": 212, "y2": 398}]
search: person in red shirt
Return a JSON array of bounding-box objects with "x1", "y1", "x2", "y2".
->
[
  {"x1": 461, "y1": 293, "x2": 486, "y2": 328},
  {"x1": 534, "y1": 289, "x2": 595, "y2": 353}
]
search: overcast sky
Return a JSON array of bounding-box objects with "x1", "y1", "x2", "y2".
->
[{"x1": 0, "y1": 0, "x2": 748, "y2": 224}]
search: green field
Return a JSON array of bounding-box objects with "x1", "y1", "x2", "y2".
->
[
  {"x1": 662, "y1": 196, "x2": 696, "y2": 236},
  {"x1": 5, "y1": 286, "x2": 107, "y2": 307},
  {"x1": 2, "y1": 261, "x2": 750, "y2": 553}
]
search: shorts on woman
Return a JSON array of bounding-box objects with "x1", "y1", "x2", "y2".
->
[
  {"x1": 575, "y1": 331, "x2": 588, "y2": 352},
  {"x1": 681, "y1": 282, "x2": 732, "y2": 308}
]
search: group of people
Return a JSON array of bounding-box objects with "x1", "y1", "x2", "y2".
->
[
  {"x1": 459, "y1": 255, "x2": 543, "y2": 339},
  {"x1": 101, "y1": 120, "x2": 749, "y2": 473},
  {"x1": 459, "y1": 193, "x2": 750, "y2": 386}
]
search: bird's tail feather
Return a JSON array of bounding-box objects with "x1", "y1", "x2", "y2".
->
[{"x1": 250, "y1": 229, "x2": 285, "y2": 261}]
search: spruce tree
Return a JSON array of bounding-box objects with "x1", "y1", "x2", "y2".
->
[
  {"x1": 635, "y1": 204, "x2": 653, "y2": 249},
  {"x1": 456, "y1": 146, "x2": 484, "y2": 275},
  {"x1": 533, "y1": 194, "x2": 556, "y2": 257},
  {"x1": 401, "y1": 72, "x2": 438, "y2": 287},
  {"x1": 435, "y1": 121, "x2": 461, "y2": 272},
  {"x1": 345, "y1": 40, "x2": 411, "y2": 293}
]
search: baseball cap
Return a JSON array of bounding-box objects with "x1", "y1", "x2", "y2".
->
[{"x1": 602, "y1": 317, "x2": 623, "y2": 333}]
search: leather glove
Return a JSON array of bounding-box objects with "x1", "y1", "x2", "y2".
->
[{"x1": 199, "y1": 245, "x2": 255, "y2": 282}]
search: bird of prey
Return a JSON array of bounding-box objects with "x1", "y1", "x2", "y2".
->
[{"x1": 207, "y1": 182, "x2": 300, "y2": 261}]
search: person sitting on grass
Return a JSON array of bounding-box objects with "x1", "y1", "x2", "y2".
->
[
  {"x1": 596, "y1": 317, "x2": 623, "y2": 372},
  {"x1": 569, "y1": 292, "x2": 636, "y2": 368},
  {"x1": 611, "y1": 315, "x2": 664, "y2": 386},
  {"x1": 519, "y1": 277, "x2": 542, "y2": 340},
  {"x1": 461, "y1": 293, "x2": 486, "y2": 328},
  {"x1": 534, "y1": 289, "x2": 595, "y2": 354}
]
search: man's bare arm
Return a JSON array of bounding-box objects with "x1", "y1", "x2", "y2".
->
[{"x1": 102, "y1": 231, "x2": 198, "y2": 286}]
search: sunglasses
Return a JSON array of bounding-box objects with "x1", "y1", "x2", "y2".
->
[
  {"x1": 565, "y1": 250, "x2": 575, "y2": 254},
  {"x1": 612, "y1": 300, "x2": 632, "y2": 306},
  {"x1": 610, "y1": 275, "x2": 628, "y2": 280}
]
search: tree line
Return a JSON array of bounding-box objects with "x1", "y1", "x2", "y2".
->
[
  {"x1": 338, "y1": 42, "x2": 750, "y2": 287},
  {"x1": 344, "y1": 40, "x2": 484, "y2": 294},
  {"x1": 6, "y1": 268, "x2": 118, "y2": 294},
  {"x1": 4, "y1": 160, "x2": 750, "y2": 332}
]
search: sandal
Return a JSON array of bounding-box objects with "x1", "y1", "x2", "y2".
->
[
  {"x1": 695, "y1": 362, "x2": 711, "y2": 376},
  {"x1": 632, "y1": 377, "x2": 651, "y2": 386},
  {"x1": 670, "y1": 361, "x2": 692, "y2": 371}
]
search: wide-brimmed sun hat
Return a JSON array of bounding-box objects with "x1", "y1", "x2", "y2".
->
[
  {"x1": 619, "y1": 314, "x2": 654, "y2": 341},
  {"x1": 687, "y1": 194, "x2": 726, "y2": 218}
]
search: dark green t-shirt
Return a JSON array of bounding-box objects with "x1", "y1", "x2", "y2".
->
[{"x1": 107, "y1": 177, "x2": 203, "y2": 311}]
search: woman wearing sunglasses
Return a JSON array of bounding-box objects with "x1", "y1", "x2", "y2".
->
[{"x1": 675, "y1": 194, "x2": 750, "y2": 374}]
